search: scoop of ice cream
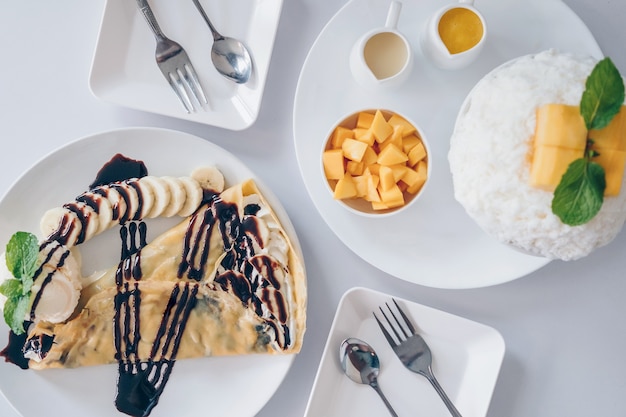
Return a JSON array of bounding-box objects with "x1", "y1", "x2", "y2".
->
[{"x1": 29, "y1": 241, "x2": 83, "y2": 324}]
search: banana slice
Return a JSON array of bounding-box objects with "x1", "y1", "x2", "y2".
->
[
  {"x1": 139, "y1": 176, "x2": 171, "y2": 219},
  {"x1": 160, "y1": 177, "x2": 187, "y2": 217},
  {"x1": 40, "y1": 207, "x2": 83, "y2": 247},
  {"x1": 130, "y1": 178, "x2": 155, "y2": 221},
  {"x1": 97, "y1": 185, "x2": 128, "y2": 226},
  {"x1": 178, "y1": 176, "x2": 204, "y2": 217},
  {"x1": 77, "y1": 191, "x2": 113, "y2": 235},
  {"x1": 191, "y1": 166, "x2": 225, "y2": 193},
  {"x1": 67, "y1": 202, "x2": 100, "y2": 243}
]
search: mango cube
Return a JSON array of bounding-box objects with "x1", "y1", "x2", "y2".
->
[
  {"x1": 407, "y1": 161, "x2": 428, "y2": 194},
  {"x1": 333, "y1": 173, "x2": 358, "y2": 199},
  {"x1": 402, "y1": 134, "x2": 422, "y2": 153},
  {"x1": 379, "y1": 166, "x2": 396, "y2": 191},
  {"x1": 534, "y1": 104, "x2": 586, "y2": 149},
  {"x1": 357, "y1": 111, "x2": 375, "y2": 129},
  {"x1": 331, "y1": 126, "x2": 354, "y2": 148},
  {"x1": 353, "y1": 174, "x2": 369, "y2": 198},
  {"x1": 378, "y1": 144, "x2": 408, "y2": 166},
  {"x1": 342, "y1": 138, "x2": 368, "y2": 162},
  {"x1": 387, "y1": 114, "x2": 417, "y2": 137},
  {"x1": 355, "y1": 129, "x2": 376, "y2": 146},
  {"x1": 408, "y1": 142, "x2": 427, "y2": 166},
  {"x1": 378, "y1": 184, "x2": 405, "y2": 208},
  {"x1": 530, "y1": 146, "x2": 582, "y2": 190},
  {"x1": 371, "y1": 110, "x2": 393, "y2": 143},
  {"x1": 362, "y1": 146, "x2": 378, "y2": 166},
  {"x1": 590, "y1": 106, "x2": 626, "y2": 151},
  {"x1": 347, "y1": 160, "x2": 365, "y2": 176},
  {"x1": 323, "y1": 149, "x2": 345, "y2": 180},
  {"x1": 593, "y1": 149, "x2": 626, "y2": 196}
]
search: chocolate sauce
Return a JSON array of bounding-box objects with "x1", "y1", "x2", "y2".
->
[
  {"x1": 89, "y1": 154, "x2": 148, "y2": 189},
  {"x1": 0, "y1": 329, "x2": 30, "y2": 369},
  {"x1": 179, "y1": 194, "x2": 292, "y2": 350},
  {"x1": 22, "y1": 333, "x2": 54, "y2": 362}
]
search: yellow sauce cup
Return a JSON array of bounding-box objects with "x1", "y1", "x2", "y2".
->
[{"x1": 419, "y1": 0, "x2": 487, "y2": 70}]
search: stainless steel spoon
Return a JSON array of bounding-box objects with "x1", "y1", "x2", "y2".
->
[
  {"x1": 340, "y1": 337, "x2": 398, "y2": 417},
  {"x1": 191, "y1": 0, "x2": 252, "y2": 84}
]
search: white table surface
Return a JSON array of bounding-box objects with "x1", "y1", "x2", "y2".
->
[{"x1": 1, "y1": 1, "x2": 625, "y2": 416}]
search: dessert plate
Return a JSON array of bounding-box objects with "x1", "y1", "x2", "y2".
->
[
  {"x1": 90, "y1": 0, "x2": 283, "y2": 130},
  {"x1": 304, "y1": 287, "x2": 505, "y2": 417},
  {"x1": 0, "y1": 127, "x2": 301, "y2": 417},
  {"x1": 293, "y1": 0, "x2": 603, "y2": 288}
]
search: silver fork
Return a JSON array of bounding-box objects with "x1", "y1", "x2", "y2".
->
[
  {"x1": 136, "y1": 0, "x2": 208, "y2": 113},
  {"x1": 374, "y1": 299, "x2": 463, "y2": 417}
]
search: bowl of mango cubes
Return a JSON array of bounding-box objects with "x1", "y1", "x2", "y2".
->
[{"x1": 322, "y1": 109, "x2": 431, "y2": 216}]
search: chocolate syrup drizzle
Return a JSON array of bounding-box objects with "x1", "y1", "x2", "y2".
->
[{"x1": 179, "y1": 195, "x2": 292, "y2": 350}]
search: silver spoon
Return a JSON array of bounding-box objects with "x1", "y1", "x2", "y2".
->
[
  {"x1": 339, "y1": 337, "x2": 398, "y2": 417},
  {"x1": 192, "y1": 0, "x2": 252, "y2": 84}
]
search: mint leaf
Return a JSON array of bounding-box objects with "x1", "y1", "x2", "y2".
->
[
  {"x1": 3, "y1": 295, "x2": 29, "y2": 335},
  {"x1": 0, "y1": 279, "x2": 23, "y2": 298},
  {"x1": 580, "y1": 57, "x2": 625, "y2": 130},
  {"x1": 552, "y1": 159, "x2": 606, "y2": 226},
  {"x1": 5, "y1": 232, "x2": 39, "y2": 280}
]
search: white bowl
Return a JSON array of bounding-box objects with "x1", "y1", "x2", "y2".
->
[{"x1": 321, "y1": 108, "x2": 432, "y2": 217}]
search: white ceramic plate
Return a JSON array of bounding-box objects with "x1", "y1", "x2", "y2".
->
[
  {"x1": 90, "y1": 0, "x2": 283, "y2": 130},
  {"x1": 293, "y1": 0, "x2": 603, "y2": 288},
  {"x1": 0, "y1": 127, "x2": 301, "y2": 417},
  {"x1": 304, "y1": 287, "x2": 505, "y2": 417}
]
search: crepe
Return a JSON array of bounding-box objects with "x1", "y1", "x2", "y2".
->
[{"x1": 24, "y1": 179, "x2": 306, "y2": 370}]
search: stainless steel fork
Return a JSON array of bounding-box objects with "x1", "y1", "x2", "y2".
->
[
  {"x1": 136, "y1": 0, "x2": 208, "y2": 113},
  {"x1": 374, "y1": 299, "x2": 463, "y2": 417}
]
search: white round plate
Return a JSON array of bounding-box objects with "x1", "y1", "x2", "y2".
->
[
  {"x1": 293, "y1": 0, "x2": 602, "y2": 289},
  {"x1": 0, "y1": 127, "x2": 299, "y2": 417}
]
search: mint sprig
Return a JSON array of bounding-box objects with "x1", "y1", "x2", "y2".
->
[
  {"x1": 0, "y1": 232, "x2": 39, "y2": 335},
  {"x1": 552, "y1": 57, "x2": 625, "y2": 225}
]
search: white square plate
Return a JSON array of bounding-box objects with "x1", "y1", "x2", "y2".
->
[
  {"x1": 304, "y1": 287, "x2": 505, "y2": 417},
  {"x1": 89, "y1": 0, "x2": 283, "y2": 130}
]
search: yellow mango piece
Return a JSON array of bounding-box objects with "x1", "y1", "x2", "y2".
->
[
  {"x1": 367, "y1": 163, "x2": 381, "y2": 175},
  {"x1": 333, "y1": 173, "x2": 358, "y2": 199},
  {"x1": 387, "y1": 114, "x2": 417, "y2": 137},
  {"x1": 355, "y1": 129, "x2": 376, "y2": 147},
  {"x1": 342, "y1": 138, "x2": 368, "y2": 162},
  {"x1": 388, "y1": 164, "x2": 407, "y2": 182},
  {"x1": 347, "y1": 160, "x2": 365, "y2": 176},
  {"x1": 534, "y1": 104, "x2": 586, "y2": 149},
  {"x1": 357, "y1": 111, "x2": 375, "y2": 129},
  {"x1": 323, "y1": 149, "x2": 345, "y2": 180},
  {"x1": 402, "y1": 134, "x2": 421, "y2": 154},
  {"x1": 379, "y1": 166, "x2": 396, "y2": 191},
  {"x1": 378, "y1": 144, "x2": 409, "y2": 166},
  {"x1": 408, "y1": 142, "x2": 427, "y2": 166},
  {"x1": 362, "y1": 146, "x2": 378, "y2": 166},
  {"x1": 529, "y1": 146, "x2": 583, "y2": 190},
  {"x1": 371, "y1": 110, "x2": 393, "y2": 143},
  {"x1": 380, "y1": 126, "x2": 404, "y2": 150},
  {"x1": 352, "y1": 175, "x2": 368, "y2": 198},
  {"x1": 407, "y1": 161, "x2": 428, "y2": 194},
  {"x1": 594, "y1": 149, "x2": 626, "y2": 196},
  {"x1": 365, "y1": 175, "x2": 381, "y2": 202},
  {"x1": 589, "y1": 106, "x2": 626, "y2": 152},
  {"x1": 379, "y1": 184, "x2": 405, "y2": 208},
  {"x1": 331, "y1": 126, "x2": 354, "y2": 148},
  {"x1": 371, "y1": 201, "x2": 389, "y2": 210}
]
